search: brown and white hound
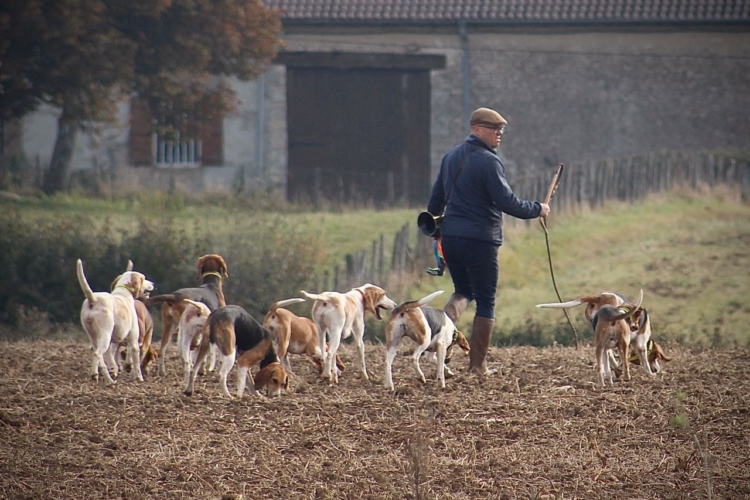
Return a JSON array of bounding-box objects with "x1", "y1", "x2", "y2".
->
[
  {"x1": 184, "y1": 305, "x2": 288, "y2": 398},
  {"x1": 591, "y1": 290, "x2": 643, "y2": 387},
  {"x1": 262, "y1": 298, "x2": 346, "y2": 375},
  {"x1": 537, "y1": 290, "x2": 658, "y2": 376},
  {"x1": 301, "y1": 284, "x2": 397, "y2": 384},
  {"x1": 384, "y1": 291, "x2": 469, "y2": 390},
  {"x1": 144, "y1": 254, "x2": 228, "y2": 376}
]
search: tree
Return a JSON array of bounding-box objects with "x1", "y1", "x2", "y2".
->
[{"x1": 0, "y1": 0, "x2": 283, "y2": 194}]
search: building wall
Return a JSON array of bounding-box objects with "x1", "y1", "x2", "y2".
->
[
  {"x1": 8, "y1": 26, "x2": 749, "y2": 198},
  {"x1": 9, "y1": 76, "x2": 287, "y2": 195},
  {"x1": 277, "y1": 26, "x2": 750, "y2": 185}
]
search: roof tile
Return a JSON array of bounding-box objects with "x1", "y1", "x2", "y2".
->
[{"x1": 264, "y1": 0, "x2": 750, "y2": 23}]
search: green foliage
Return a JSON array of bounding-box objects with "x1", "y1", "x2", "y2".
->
[
  {"x1": 0, "y1": 209, "x2": 323, "y2": 329},
  {"x1": 220, "y1": 216, "x2": 321, "y2": 318},
  {"x1": 2, "y1": 190, "x2": 749, "y2": 347},
  {"x1": 1, "y1": 0, "x2": 283, "y2": 193},
  {"x1": 495, "y1": 315, "x2": 592, "y2": 347}
]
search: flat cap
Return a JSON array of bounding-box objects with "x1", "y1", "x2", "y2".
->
[{"x1": 470, "y1": 107, "x2": 507, "y2": 127}]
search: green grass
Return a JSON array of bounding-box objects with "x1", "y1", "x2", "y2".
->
[
  {"x1": 407, "y1": 188, "x2": 750, "y2": 346},
  {"x1": 12, "y1": 193, "x2": 415, "y2": 272},
  {"x1": 5, "y1": 187, "x2": 749, "y2": 346}
]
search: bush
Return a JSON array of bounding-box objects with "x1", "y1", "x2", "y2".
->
[
  {"x1": 0, "y1": 210, "x2": 325, "y2": 333},
  {"x1": 495, "y1": 315, "x2": 593, "y2": 347}
]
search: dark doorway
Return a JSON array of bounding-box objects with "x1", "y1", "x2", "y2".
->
[{"x1": 278, "y1": 52, "x2": 445, "y2": 206}]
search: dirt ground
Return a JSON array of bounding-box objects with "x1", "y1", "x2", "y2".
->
[{"x1": 0, "y1": 339, "x2": 748, "y2": 500}]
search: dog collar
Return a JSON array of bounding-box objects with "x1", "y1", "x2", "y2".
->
[
  {"x1": 115, "y1": 284, "x2": 135, "y2": 295},
  {"x1": 450, "y1": 329, "x2": 458, "y2": 347},
  {"x1": 627, "y1": 338, "x2": 656, "y2": 363},
  {"x1": 355, "y1": 288, "x2": 367, "y2": 305},
  {"x1": 201, "y1": 271, "x2": 224, "y2": 281}
]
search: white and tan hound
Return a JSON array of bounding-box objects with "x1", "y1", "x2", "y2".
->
[
  {"x1": 113, "y1": 261, "x2": 157, "y2": 375},
  {"x1": 77, "y1": 259, "x2": 154, "y2": 384},
  {"x1": 384, "y1": 290, "x2": 468, "y2": 390},
  {"x1": 178, "y1": 299, "x2": 216, "y2": 386},
  {"x1": 301, "y1": 284, "x2": 397, "y2": 384}
]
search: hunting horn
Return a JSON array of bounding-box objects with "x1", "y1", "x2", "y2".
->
[{"x1": 417, "y1": 211, "x2": 443, "y2": 237}]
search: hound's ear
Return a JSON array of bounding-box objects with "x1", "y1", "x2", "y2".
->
[
  {"x1": 363, "y1": 288, "x2": 378, "y2": 315},
  {"x1": 653, "y1": 342, "x2": 673, "y2": 362},
  {"x1": 254, "y1": 365, "x2": 273, "y2": 392},
  {"x1": 110, "y1": 275, "x2": 123, "y2": 292},
  {"x1": 131, "y1": 273, "x2": 144, "y2": 296},
  {"x1": 196, "y1": 255, "x2": 207, "y2": 279},
  {"x1": 283, "y1": 371, "x2": 290, "y2": 390},
  {"x1": 217, "y1": 255, "x2": 229, "y2": 279},
  {"x1": 335, "y1": 354, "x2": 346, "y2": 372},
  {"x1": 455, "y1": 330, "x2": 471, "y2": 352}
]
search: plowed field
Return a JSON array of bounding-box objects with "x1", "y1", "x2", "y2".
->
[{"x1": 1, "y1": 340, "x2": 748, "y2": 499}]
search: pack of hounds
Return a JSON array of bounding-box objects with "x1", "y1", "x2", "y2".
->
[{"x1": 76, "y1": 254, "x2": 671, "y2": 397}]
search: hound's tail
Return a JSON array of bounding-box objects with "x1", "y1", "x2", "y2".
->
[
  {"x1": 142, "y1": 294, "x2": 184, "y2": 307},
  {"x1": 611, "y1": 289, "x2": 644, "y2": 322},
  {"x1": 76, "y1": 259, "x2": 97, "y2": 305},
  {"x1": 393, "y1": 290, "x2": 444, "y2": 313},
  {"x1": 415, "y1": 290, "x2": 444, "y2": 307},
  {"x1": 182, "y1": 299, "x2": 211, "y2": 316},
  {"x1": 268, "y1": 298, "x2": 306, "y2": 312},
  {"x1": 536, "y1": 298, "x2": 584, "y2": 309},
  {"x1": 300, "y1": 290, "x2": 328, "y2": 302}
]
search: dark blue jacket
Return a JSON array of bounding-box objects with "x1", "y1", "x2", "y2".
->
[{"x1": 427, "y1": 135, "x2": 541, "y2": 245}]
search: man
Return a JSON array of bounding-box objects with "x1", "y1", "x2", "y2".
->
[{"x1": 426, "y1": 107, "x2": 550, "y2": 376}]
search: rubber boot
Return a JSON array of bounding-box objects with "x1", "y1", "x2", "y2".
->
[
  {"x1": 443, "y1": 294, "x2": 469, "y2": 323},
  {"x1": 468, "y1": 316, "x2": 497, "y2": 376}
]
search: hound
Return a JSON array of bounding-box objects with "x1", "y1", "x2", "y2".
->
[
  {"x1": 184, "y1": 305, "x2": 288, "y2": 398},
  {"x1": 384, "y1": 290, "x2": 465, "y2": 390},
  {"x1": 178, "y1": 299, "x2": 216, "y2": 386},
  {"x1": 144, "y1": 254, "x2": 228, "y2": 376},
  {"x1": 592, "y1": 289, "x2": 643, "y2": 387},
  {"x1": 301, "y1": 284, "x2": 397, "y2": 384},
  {"x1": 113, "y1": 261, "x2": 157, "y2": 375},
  {"x1": 77, "y1": 259, "x2": 154, "y2": 384},
  {"x1": 621, "y1": 338, "x2": 673, "y2": 375},
  {"x1": 262, "y1": 298, "x2": 346, "y2": 374},
  {"x1": 421, "y1": 329, "x2": 471, "y2": 379},
  {"x1": 536, "y1": 291, "x2": 656, "y2": 375}
]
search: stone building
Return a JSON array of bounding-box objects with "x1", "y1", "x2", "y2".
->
[{"x1": 3, "y1": 0, "x2": 749, "y2": 203}]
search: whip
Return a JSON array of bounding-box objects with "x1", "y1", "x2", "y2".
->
[{"x1": 540, "y1": 164, "x2": 580, "y2": 349}]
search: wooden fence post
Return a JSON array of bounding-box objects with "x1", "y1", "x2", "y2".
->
[{"x1": 378, "y1": 234, "x2": 385, "y2": 284}]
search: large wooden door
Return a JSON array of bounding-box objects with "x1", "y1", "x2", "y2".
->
[{"x1": 286, "y1": 67, "x2": 431, "y2": 205}]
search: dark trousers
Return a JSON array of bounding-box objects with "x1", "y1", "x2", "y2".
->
[{"x1": 440, "y1": 236, "x2": 499, "y2": 319}]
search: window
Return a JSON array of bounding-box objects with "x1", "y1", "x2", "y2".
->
[
  {"x1": 153, "y1": 132, "x2": 202, "y2": 167},
  {"x1": 129, "y1": 97, "x2": 222, "y2": 167}
]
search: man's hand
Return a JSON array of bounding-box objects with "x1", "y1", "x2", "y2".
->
[{"x1": 539, "y1": 203, "x2": 551, "y2": 218}]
